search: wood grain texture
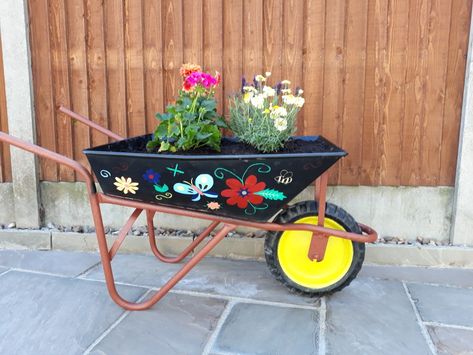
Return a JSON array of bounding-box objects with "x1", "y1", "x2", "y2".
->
[
  {"x1": 29, "y1": 0, "x2": 57, "y2": 181},
  {"x1": 143, "y1": 0, "x2": 164, "y2": 132},
  {"x1": 66, "y1": 0, "x2": 90, "y2": 179},
  {"x1": 440, "y1": 0, "x2": 473, "y2": 185},
  {"x1": 322, "y1": 0, "x2": 346, "y2": 184},
  {"x1": 48, "y1": 0, "x2": 74, "y2": 181},
  {"x1": 340, "y1": 0, "x2": 368, "y2": 185},
  {"x1": 25, "y1": 0, "x2": 471, "y2": 186},
  {"x1": 85, "y1": 0, "x2": 109, "y2": 148},
  {"x1": 104, "y1": 0, "x2": 127, "y2": 139},
  {"x1": 162, "y1": 0, "x2": 183, "y2": 109},
  {"x1": 203, "y1": 0, "x2": 224, "y2": 112},
  {"x1": 0, "y1": 36, "x2": 12, "y2": 182}
]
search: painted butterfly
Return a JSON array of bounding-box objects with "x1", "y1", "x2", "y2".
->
[{"x1": 173, "y1": 174, "x2": 218, "y2": 202}]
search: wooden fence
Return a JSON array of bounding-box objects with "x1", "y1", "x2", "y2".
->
[
  {"x1": 0, "y1": 36, "x2": 12, "y2": 183},
  {"x1": 26, "y1": 0, "x2": 472, "y2": 186}
]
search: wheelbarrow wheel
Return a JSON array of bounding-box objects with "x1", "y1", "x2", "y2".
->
[{"x1": 264, "y1": 201, "x2": 365, "y2": 296}]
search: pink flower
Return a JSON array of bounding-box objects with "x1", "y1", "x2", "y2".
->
[{"x1": 183, "y1": 71, "x2": 220, "y2": 91}]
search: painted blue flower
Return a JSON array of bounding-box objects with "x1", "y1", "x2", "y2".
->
[{"x1": 143, "y1": 169, "x2": 161, "y2": 184}]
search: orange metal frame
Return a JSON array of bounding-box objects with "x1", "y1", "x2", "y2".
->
[{"x1": 0, "y1": 106, "x2": 377, "y2": 310}]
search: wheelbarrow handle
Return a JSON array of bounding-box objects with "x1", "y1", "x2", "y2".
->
[
  {"x1": 0, "y1": 131, "x2": 94, "y2": 186},
  {"x1": 58, "y1": 106, "x2": 124, "y2": 141}
]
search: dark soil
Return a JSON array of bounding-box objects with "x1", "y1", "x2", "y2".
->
[{"x1": 92, "y1": 134, "x2": 345, "y2": 155}]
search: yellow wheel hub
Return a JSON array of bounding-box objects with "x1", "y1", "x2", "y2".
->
[{"x1": 278, "y1": 216, "x2": 354, "y2": 289}]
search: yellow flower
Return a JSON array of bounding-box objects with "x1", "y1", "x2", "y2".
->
[
  {"x1": 243, "y1": 92, "x2": 253, "y2": 103},
  {"x1": 114, "y1": 176, "x2": 139, "y2": 195},
  {"x1": 255, "y1": 74, "x2": 266, "y2": 82},
  {"x1": 263, "y1": 108, "x2": 270, "y2": 114}
]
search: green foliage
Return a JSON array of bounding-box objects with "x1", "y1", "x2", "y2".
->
[
  {"x1": 255, "y1": 189, "x2": 286, "y2": 200},
  {"x1": 146, "y1": 84, "x2": 226, "y2": 153},
  {"x1": 229, "y1": 75, "x2": 304, "y2": 153}
]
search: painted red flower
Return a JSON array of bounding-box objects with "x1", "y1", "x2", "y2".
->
[{"x1": 221, "y1": 175, "x2": 266, "y2": 209}]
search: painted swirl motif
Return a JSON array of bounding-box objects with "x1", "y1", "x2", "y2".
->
[
  {"x1": 100, "y1": 169, "x2": 112, "y2": 178},
  {"x1": 155, "y1": 192, "x2": 173, "y2": 200}
]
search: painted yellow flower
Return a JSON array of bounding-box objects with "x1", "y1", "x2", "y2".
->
[{"x1": 114, "y1": 176, "x2": 139, "y2": 195}]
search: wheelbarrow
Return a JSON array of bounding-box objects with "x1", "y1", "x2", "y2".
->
[{"x1": 0, "y1": 106, "x2": 377, "y2": 310}]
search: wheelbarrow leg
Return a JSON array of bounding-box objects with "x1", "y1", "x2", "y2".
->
[
  {"x1": 146, "y1": 210, "x2": 220, "y2": 263},
  {"x1": 308, "y1": 172, "x2": 329, "y2": 262},
  {"x1": 89, "y1": 193, "x2": 235, "y2": 310}
]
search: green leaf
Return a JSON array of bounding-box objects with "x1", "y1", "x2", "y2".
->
[
  {"x1": 156, "y1": 122, "x2": 168, "y2": 138},
  {"x1": 158, "y1": 141, "x2": 170, "y2": 152},
  {"x1": 201, "y1": 99, "x2": 217, "y2": 111},
  {"x1": 154, "y1": 184, "x2": 169, "y2": 193},
  {"x1": 158, "y1": 112, "x2": 173, "y2": 121},
  {"x1": 146, "y1": 139, "x2": 159, "y2": 152},
  {"x1": 255, "y1": 189, "x2": 286, "y2": 201}
]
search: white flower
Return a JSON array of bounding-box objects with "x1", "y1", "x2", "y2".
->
[
  {"x1": 281, "y1": 88, "x2": 292, "y2": 95},
  {"x1": 255, "y1": 74, "x2": 266, "y2": 82},
  {"x1": 270, "y1": 106, "x2": 288, "y2": 119},
  {"x1": 243, "y1": 86, "x2": 257, "y2": 93},
  {"x1": 265, "y1": 71, "x2": 272, "y2": 77},
  {"x1": 243, "y1": 91, "x2": 254, "y2": 103},
  {"x1": 274, "y1": 117, "x2": 288, "y2": 132},
  {"x1": 281, "y1": 79, "x2": 291, "y2": 85},
  {"x1": 294, "y1": 96, "x2": 305, "y2": 108},
  {"x1": 262, "y1": 86, "x2": 276, "y2": 98},
  {"x1": 282, "y1": 94, "x2": 296, "y2": 105},
  {"x1": 250, "y1": 94, "x2": 265, "y2": 109},
  {"x1": 114, "y1": 177, "x2": 139, "y2": 195},
  {"x1": 297, "y1": 88, "x2": 304, "y2": 95}
]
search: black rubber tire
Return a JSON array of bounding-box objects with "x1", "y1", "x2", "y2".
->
[{"x1": 264, "y1": 200, "x2": 365, "y2": 297}]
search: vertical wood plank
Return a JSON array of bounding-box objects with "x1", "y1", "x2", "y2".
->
[
  {"x1": 263, "y1": 0, "x2": 283, "y2": 81},
  {"x1": 339, "y1": 0, "x2": 368, "y2": 185},
  {"x1": 361, "y1": 0, "x2": 390, "y2": 186},
  {"x1": 66, "y1": 0, "x2": 90, "y2": 176},
  {"x1": 283, "y1": 0, "x2": 304, "y2": 134},
  {"x1": 0, "y1": 36, "x2": 12, "y2": 182},
  {"x1": 440, "y1": 0, "x2": 473, "y2": 185},
  {"x1": 183, "y1": 0, "x2": 203, "y2": 64},
  {"x1": 203, "y1": 0, "x2": 224, "y2": 112},
  {"x1": 420, "y1": 0, "x2": 452, "y2": 185},
  {"x1": 322, "y1": 0, "x2": 346, "y2": 184},
  {"x1": 223, "y1": 0, "x2": 243, "y2": 116},
  {"x1": 400, "y1": 0, "x2": 430, "y2": 185},
  {"x1": 85, "y1": 0, "x2": 109, "y2": 147},
  {"x1": 243, "y1": 0, "x2": 263, "y2": 78},
  {"x1": 29, "y1": 0, "x2": 58, "y2": 181},
  {"x1": 302, "y1": 0, "x2": 325, "y2": 137},
  {"x1": 143, "y1": 0, "x2": 164, "y2": 132},
  {"x1": 104, "y1": 0, "x2": 127, "y2": 138},
  {"x1": 381, "y1": 0, "x2": 409, "y2": 186},
  {"x1": 48, "y1": 0, "x2": 74, "y2": 181},
  {"x1": 162, "y1": 0, "x2": 183, "y2": 108},
  {"x1": 124, "y1": 0, "x2": 146, "y2": 138}
]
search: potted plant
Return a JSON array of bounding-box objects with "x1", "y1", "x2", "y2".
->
[{"x1": 84, "y1": 65, "x2": 346, "y2": 221}]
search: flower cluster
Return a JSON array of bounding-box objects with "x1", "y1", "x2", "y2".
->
[
  {"x1": 147, "y1": 64, "x2": 226, "y2": 153},
  {"x1": 229, "y1": 72, "x2": 305, "y2": 152}
]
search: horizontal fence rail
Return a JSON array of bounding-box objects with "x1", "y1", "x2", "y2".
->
[{"x1": 26, "y1": 0, "x2": 472, "y2": 186}]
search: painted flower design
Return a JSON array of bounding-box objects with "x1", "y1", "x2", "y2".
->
[
  {"x1": 221, "y1": 175, "x2": 266, "y2": 209},
  {"x1": 206, "y1": 202, "x2": 221, "y2": 210},
  {"x1": 114, "y1": 177, "x2": 139, "y2": 195},
  {"x1": 143, "y1": 169, "x2": 161, "y2": 184}
]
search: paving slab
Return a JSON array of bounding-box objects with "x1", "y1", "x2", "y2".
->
[
  {"x1": 408, "y1": 283, "x2": 473, "y2": 327},
  {"x1": 212, "y1": 303, "x2": 319, "y2": 355},
  {"x1": 91, "y1": 293, "x2": 227, "y2": 355},
  {"x1": 84, "y1": 254, "x2": 319, "y2": 306},
  {"x1": 326, "y1": 278, "x2": 431, "y2": 355},
  {"x1": 427, "y1": 326, "x2": 473, "y2": 355},
  {"x1": 361, "y1": 264, "x2": 473, "y2": 288},
  {"x1": 0, "y1": 266, "x2": 7, "y2": 274},
  {"x1": 0, "y1": 271, "x2": 146, "y2": 355},
  {"x1": 0, "y1": 250, "x2": 100, "y2": 277}
]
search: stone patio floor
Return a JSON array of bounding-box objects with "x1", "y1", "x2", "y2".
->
[{"x1": 0, "y1": 250, "x2": 472, "y2": 355}]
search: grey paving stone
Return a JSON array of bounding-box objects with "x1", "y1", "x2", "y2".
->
[
  {"x1": 91, "y1": 293, "x2": 227, "y2": 355},
  {"x1": 326, "y1": 278, "x2": 431, "y2": 355},
  {"x1": 0, "y1": 271, "x2": 146, "y2": 355},
  {"x1": 84, "y1": 254, "x2": 319, "y2": 306},
  {"x1": 213, "y1": 303, "x2": 318, "y2": 355},
  {"x1": 408, "y1": 283, "x2": 473, "y2": 327},
  {"x1": 0, "y1": 249, "x2": 100, "y2": 277},
  {"x1": 0, "y1": 266, "x2": 7, "y2": 274},
  {"x1": 427, "y1": 326, "x2": 473, "y2": 355},
  {"x1": 361, "y1": 264, "x2": 473, "y2": 288}
]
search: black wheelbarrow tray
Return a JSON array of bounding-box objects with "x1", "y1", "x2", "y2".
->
[{"x1": 0, "y1": 106, "x2": 377, "y2": 310}]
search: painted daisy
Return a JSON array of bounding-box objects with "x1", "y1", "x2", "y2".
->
[{"x1": 114, "y1": 176, "x2": 139, "y2": 195}]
